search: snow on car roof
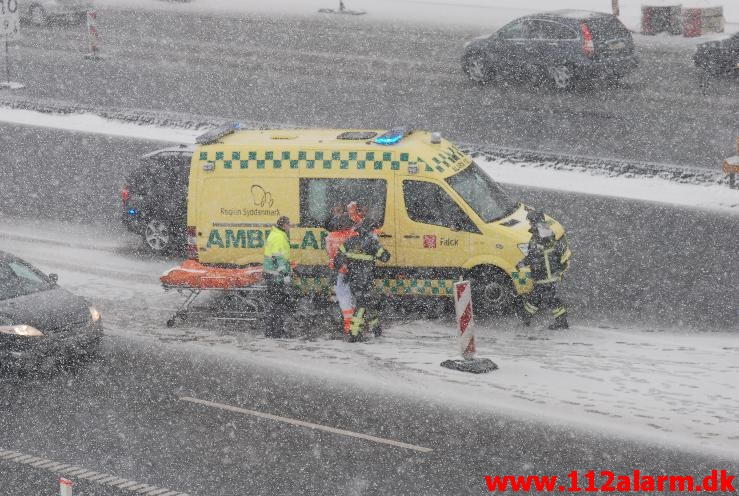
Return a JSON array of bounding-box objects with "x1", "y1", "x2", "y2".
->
[{"x1": 538, "y1": 10, "x2": 611, "y2": 20}]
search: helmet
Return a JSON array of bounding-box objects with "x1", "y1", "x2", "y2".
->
[
  {"x1": 526, "y1": 209, "x2": 545, "y2": 226},
  {"x1": 276, "y1": 216, "x2": 291, "y2": 230}
]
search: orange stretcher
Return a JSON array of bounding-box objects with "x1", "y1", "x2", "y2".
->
[{"x1": 160, "y1": 260, "x2": 267, "y2": 327}]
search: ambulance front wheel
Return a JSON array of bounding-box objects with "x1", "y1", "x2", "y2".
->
[{"x1": 471, "y1": 268, "x2": 516, "y2": 315}]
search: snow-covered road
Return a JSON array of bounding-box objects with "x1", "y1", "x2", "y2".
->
[{"x1": 2, "y1": 218, "x2": 737, "y2": 460}]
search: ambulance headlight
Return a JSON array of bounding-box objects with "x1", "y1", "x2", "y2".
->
[
  {"x1": 89, "y1": 306, "x2": 102, "y2": 322},
  {"x1": 517, "y1": 243, "x2": 529, "y2": 256},
  {"x1": 0, "y1": 325, "x2": 45, "y2": 337}
]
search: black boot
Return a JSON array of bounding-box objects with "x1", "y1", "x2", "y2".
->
[{"x1": 548, "y1": 315, "x2": 568, "y2": 330}]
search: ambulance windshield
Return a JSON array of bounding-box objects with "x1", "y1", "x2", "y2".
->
[{"x1": 446, "y1": 162, "x2": 518, "y2": 223}]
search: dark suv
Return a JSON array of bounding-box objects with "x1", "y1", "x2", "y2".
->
[
  {"x1": 462, "y1": 10, "x2": 638, "y2": 89},
  {"x1": 121, "y1": 145, "x2": 194, "y2": 254},
  {"x1": 694, "y1": 32, "x2": 739, "y2": 76}
]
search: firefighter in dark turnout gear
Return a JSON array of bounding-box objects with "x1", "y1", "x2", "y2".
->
[
  {"x1": 334, "y1": 221, "x2": 391, "y2": 341},
  {"x1": 518, "y1": 210, "x2": 569, "y2": 330}
]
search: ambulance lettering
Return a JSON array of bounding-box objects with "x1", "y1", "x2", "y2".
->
[
  {"x1": 225, "y1": 230, "x2": 246, "y2": 248},
  {"x1": 206, "y1": 229, "x2": 328, "y2": 250},
  {"x1": 247, "y1": 230, "x2": 264, "y2": 248}
]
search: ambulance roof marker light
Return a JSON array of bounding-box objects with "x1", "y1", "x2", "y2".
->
[
  {"x1": 375, "y1": 127, "x2": 408, "y2": 145},
  {"x1": 430, "y1": 132, "x2": 442, "y2": 144}
]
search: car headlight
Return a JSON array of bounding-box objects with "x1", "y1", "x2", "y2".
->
[
  {"x1": 0, "y1": 325, "x2": 45, "y2": 337},
  {"x1": 517, "y1": 243, "x2": 529, "y2": 256},
  {"x1": 89, "y1": 306, "x2": 101, "y2": 322}
]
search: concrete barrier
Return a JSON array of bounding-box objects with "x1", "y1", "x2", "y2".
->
[
  {"x1": 641, "y1": 5, "x2": 682, "y2": 35},
  {"x1": 682, "y1": 6, "x2": 725, "y2": 37}
]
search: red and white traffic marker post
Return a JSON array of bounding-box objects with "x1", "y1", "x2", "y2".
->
[
  {"x1": 83, "y1": 10, "x2": 103, "y2": 60},
  {"x1": 0, "y1": 0, "x2": 26, "y2": 89},
  {"x1": 440, "y1": 280, "x2": 497, "y2": 373},
  {"x1": 59, "y1": 478, "x2": 73, "y2": 496}
]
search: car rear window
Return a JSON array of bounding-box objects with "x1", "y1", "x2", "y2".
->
[
  {"x1": 528, "y1": 20, "x2": 578, "y2": 40},
  {"x1": 585, "y1": 16, "x2": 630, "y2": 41}
]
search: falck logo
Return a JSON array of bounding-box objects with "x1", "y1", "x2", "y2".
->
[{"x1": 423, "y1": 235, "x2": 437, "y2": 248}]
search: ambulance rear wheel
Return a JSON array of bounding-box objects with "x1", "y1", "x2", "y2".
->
[
  {"x1": 143, "y1": 218, "x2": 172, "y2": 254},
  {"x1": 471, "y1": 268, "x2": 515, "y2": 315}
]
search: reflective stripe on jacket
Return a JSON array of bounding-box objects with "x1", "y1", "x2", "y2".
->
[
  {"x1": 263, "y1": 227, "x2": 291, "y2": 276},
  {"x1": 334, "y1": 232, "x2": 391, "y2": 293},
  {"x1": 521, "y1": 238, "x2": 566, "y2": 284}
]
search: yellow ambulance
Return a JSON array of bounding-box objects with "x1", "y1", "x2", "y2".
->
[{"x1": 186, "y1": 126, "x2": 571, "y2": 312}]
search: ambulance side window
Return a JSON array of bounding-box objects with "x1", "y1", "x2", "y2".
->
[
  {"x1": 301, "y1": 180, "x2": 330, "y2": 227},
  {"x1": 403, "y1": 180, "x2": 479, "y2": 233},
  {"x1": 299, "y1": 178, "x2": 387, "y2": 228}
]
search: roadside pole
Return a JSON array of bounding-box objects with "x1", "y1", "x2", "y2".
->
[
  {"x1": 318, "y1": 0, "x2": 366, "y2": 15},
  {"x1": 440, "y1": 280, "x2": 498, "y2": 374},
  {"x1": 59, "y1": 478, "x2": 73, "y2": 496},
  {"x1": 0, "y1": 0, "x2": 24, "y2": 89},
  {"x1": 612, "y1": 0, "x2": 620, "y2": 16},
  {"x1": 83, "y1": 10, "x2": 103, "y2": 60}
]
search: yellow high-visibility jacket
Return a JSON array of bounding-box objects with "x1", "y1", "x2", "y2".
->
[{"x1": 263, "y1": 228, "x2": 291, "y2": 276}]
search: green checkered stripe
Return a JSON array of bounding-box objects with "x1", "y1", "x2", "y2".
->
[
  {"x1": 294, "y1": 276, "x2": 332, "y2": 294},
  {"x1": 293, "y1": 276, "x2": 455, "y2": 296},
  {"x1": 423, "y1": 145, "x2": 471, "y2": 173},
  {"x1": 377, "y1": 278, "x2": 455, "y2": 296},
  {"x1": 198, "y1": 149, "x2": 415, "y2": 172},
  {"x1": 511, "y1": 270, "x2": 533, "y2": 288}
]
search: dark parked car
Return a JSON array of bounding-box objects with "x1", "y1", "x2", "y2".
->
[
  {"x1": 18, "y1": 0, "x2": 92, "y2": 26},
  {"x1": 0, "y1": 251, "x2": 102, "y2": 373},
  {"x1": 694, "y1": 32, "x2": 739, "y2": 76},
  {"x1": 462, "y1": 10, "x2": 638, "y2": 89},
  {"x1": 121, "y1": 145, "x2": 194, "y2": 254}
]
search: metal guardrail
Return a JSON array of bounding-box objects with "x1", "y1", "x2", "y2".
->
[{"x1": 0, "y1": 96, "x2": 728, "y2": 186}]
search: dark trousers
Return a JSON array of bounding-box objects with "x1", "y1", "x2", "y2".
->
[
  {"x1": 522, "y1": 283, "x2": 567, "y2": 322},
  {"x1": 265, "y1": 277, "x2": 289, "y2": 337}
]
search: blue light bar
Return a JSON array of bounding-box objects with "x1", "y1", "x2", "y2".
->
[{"x1": 375, "y1": 127, "x2": 407, "y2": 145}]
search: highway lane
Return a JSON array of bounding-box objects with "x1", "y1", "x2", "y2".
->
[
  {"x1": 1, "y1": 123, "x2": 736, "y2": 329},
  {"x1": 3, "y1": 8, "x2": 737, "y2": 168},
  {"x1": 2, "y1": 337, "x2": 738, "y2": 495}
]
